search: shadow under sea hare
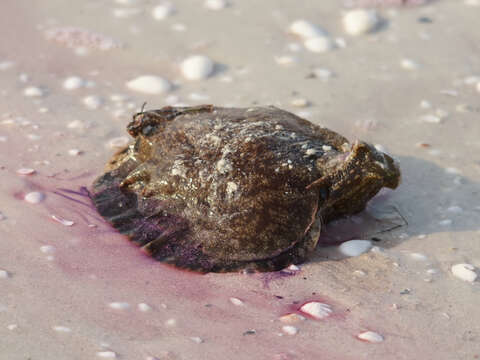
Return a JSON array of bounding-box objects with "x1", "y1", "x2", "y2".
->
[{"x1": 91, "y1": 105, "x2": 400, "y2": 272}]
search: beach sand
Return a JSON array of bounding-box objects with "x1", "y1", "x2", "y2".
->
[{"x1": 0, "y1": 0, "x2": 479, "y2": 359}]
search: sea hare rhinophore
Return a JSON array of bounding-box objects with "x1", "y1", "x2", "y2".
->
[{"x1": 91, "y1": 105, "x2": 400, "y2": 272}]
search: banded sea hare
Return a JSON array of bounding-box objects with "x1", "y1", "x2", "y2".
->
[{"x1": 91, "y1": 105, "x2": 400, "y2": 272}]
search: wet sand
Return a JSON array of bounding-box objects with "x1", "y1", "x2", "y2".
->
[{"x1": 1, "y1": 0, "x2": 479, "y2": 359}]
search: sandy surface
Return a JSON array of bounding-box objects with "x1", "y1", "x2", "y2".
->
[{"x1": 1, "y1": 0, "x2": 480, "y2": 359}]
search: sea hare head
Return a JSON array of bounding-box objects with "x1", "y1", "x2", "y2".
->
[{"x1": 91, "y1": 105, "x2": 401, "y2": 273}]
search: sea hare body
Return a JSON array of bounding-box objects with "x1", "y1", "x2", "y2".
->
[{"x1": 91, "y1": 105, "x2": 400, "y2": 272}]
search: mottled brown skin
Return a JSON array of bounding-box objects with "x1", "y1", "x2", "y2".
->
[{"x1": 91, "y1": 105, "x2": 400, "y2": 272}]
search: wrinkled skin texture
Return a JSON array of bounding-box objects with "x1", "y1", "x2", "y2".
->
[{"x1": 91, "y1": 106, "x2": 400, "y2": 272}]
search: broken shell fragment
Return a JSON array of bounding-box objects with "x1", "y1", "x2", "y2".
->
[{"x1": 91, "y1": 106, "x2": 400, "y2": 272}]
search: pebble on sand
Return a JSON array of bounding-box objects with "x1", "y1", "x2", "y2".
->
[
  {"x1": 23, "y1": 86, "x2": 46, "y2": 97},
  {"x1": 357, "y1": 331, "x2": 384, "y2": 343},
  {"x1": 303, "y1": 36, "x2": 334, "y2": 53},
  {"x1": 451, "y1": 263, "x2": 478, "y2": 283},
  {"x1": 24, "y1": 191, "x2": 45, "y2": 204},
  {"x1": 152, "y1": 2, "x2": 175, "y2": 20},
  {"x1": 343, "y1": 9, "x2": 379, "y2": 36},
  {"x1": 282, "y1": 325, "x2": 298, "y2": 335},
  {"x1": 204, "y1": 0, "x2": 228, "y2": 10},
  {"x1": 181, "y1": 55, "x2": 215, "y2": 80},
  {"x1": 339, "y1": 240, "x2": 372, "y2": 257},
  {"x1": 16, "y1": 168, "x2": 36, "y2": 175},
  {"x1": 126, "y1": 75, "x2": 171, "y2": 94},
  {"x1": 63, "y1": 76, "x2": 86, "y2": 90},
  {"x1": 289, "y1": 20, "x2": 327, "y2": 39},
  {"x1": 299, "y1": 302, "x2": 332, "y2": 319},
  {"x1": 108, "y1": 302, "x2": 131, "y2": 310},
  {"x1": 0, "y1": 269, "x2": 9, "y2": 279}
]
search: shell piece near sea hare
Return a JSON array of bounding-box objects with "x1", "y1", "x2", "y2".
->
[{"x1": 91, "y1": 105, "x2": 400, "y2": 272}]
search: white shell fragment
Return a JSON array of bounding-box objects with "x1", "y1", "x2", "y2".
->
[
  {"x1": 126, "y1": 75, "x2": 171, "y2": 94},
  {"x1": 137, "y1": 303, "x2": 152, "y2": 312},
  {"x1": 23, "y1": 86, "x2": 46, "y2": 97},
  {"x1": 190, "y1": 336, "x2": 204, "y2": 344},
  {"x1": 152, "y1": 3, "x2": 175, "y2": 20},
  {"x1": 339, "y1": 240, "x2": 372, "y2": 257},
  {"x1": 401, "y1": 58, "x2": 420, "y2": 70},
  {"x1": 229, "y1": 297, "x2": 244, "y2": 306},
  {"x1": 108, "y1": 302, "x2": 131, "y2": 310},
  {"x1": 24, "y1": 191, "x2": 45, "y2": 204},
  {"x1": 279, "y1": 313, "x2": 305, "y2": 324},
  {"x1": 53, "y1": 325, "x2": 72, "y2": 333},
  {"x1": 16, "y1": 168, "x2": 36, "y2": 175},
  {"x1": 451, "y1": 263, "x2": 478, "y2": 283},
  {"x1": 96, "y1": 351, "x2": 117, "y2": 358},
  {"x1": 357, "y1": 331, "x2": 384, "y2": 343},
  {"x1": 40, "y1": 245, "x2": 56, "y2": 254},
  {"x1": 299, "y1": 302, "x2": 332, "y2": 319},
  {"x1": 51, "y1": 215, "x2": 75, "y2": 226},
  {"x1": 63, "y1": 76, "x2": 86, "y2": 90},
  {"x1": 282, "y1": 325, "x2": 298, "y2": 335},
  {"x1": 304, "y1": 36, "x2": 334, "y2": 53},
  {"x1": 343, "y1": 10, "x2": 379, "y2": 36},
  {"x1": 289, "y1": 20, "x2": 326, "y2": 39},
  {"x1": 0, "y1": 269, "x2": 9, "y2": 279},
  {"x1": 83, "y1": 95, "x2": 104, "y2": 110},
  {"x1": 181, "y1": 55, "x2": 215, "y2": 80},
  {"x1": 204, "y1": 0, "x2": 228, "y2": 10}
]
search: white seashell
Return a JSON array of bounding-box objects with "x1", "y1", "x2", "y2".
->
[
  {"x1": 24, "y1": 86, "x2": 46, "y2": 97},
  {"x1": 304, "y1": 36, "x2": 334, "y2": 53},
  {"x1": 108, "y1": 302, "x2": 131, "y2": 310},
  {"x1": 63, "y1": 76, "x2": 86, "y2": 90},
  {"x1": 51, "y1": 215, "x2": 75, "y2": 226},
  {"x1": 357, "y1": 331, "x2": 384, "y2": 343},
  {"x1": 289, "y1": 20, "x2": 326, "y2": 39},
  {"x1": 451, "y1": 263, "x2": 477, "y2": 282},
  {"x1": 181, "y1": 55, "x2": 215, "y2": 80},
  {"x1": 282, "y1": 325, "x2": 298, "y2": 335},
  {"x1": 299, "y1": 301, "x2": 332, "y2": 319},
  {"x1": 126, "y1": 75, "x2": 171, "y2": 94},
  {"x1": 83, "y1": 95, "x2": 104, "y2": 110},
  {"x1": 204, "y1": 0, "x2": 228, "y2": 10},
  {"x1": 24, "y1": 192, "x2": 45, "y2": 204},
  {"x1": 152, "y1": 3, "x2": 175, "y2": 20},
  {"x1": 343, "y1": 10, "x2": 379, "y2": 36},
  {"x1": 339, "y1": 240, "x2": 372, "y2": 257}
]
